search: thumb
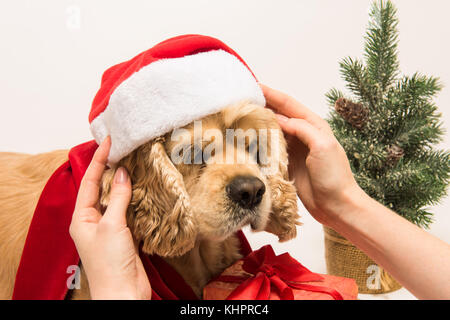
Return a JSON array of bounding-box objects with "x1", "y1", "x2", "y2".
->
[{"x1": 102, "y1": 167, "x2": 132, "y2": 226}]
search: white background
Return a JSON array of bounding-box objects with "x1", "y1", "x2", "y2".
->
[{"x1": 1, "y1": 0, "x2": 449, "y2": 300}]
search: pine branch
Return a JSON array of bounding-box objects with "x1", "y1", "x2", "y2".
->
[
  {"x1": 325, "y1": 88, "x2": 344, "y2": 106},
  {"x1": 379, "y1": 75, "x2": 444, "y2": 151},
  {"x1": 395, "y1": 207, "x2": 433, "y2": 228},
  {"x1": 365, "y1": 0, "x2": 399, "y2": 93},
  {"x1": 417, "y1": 149, "x2": 450, "y2": 184},
  {"x1": 339, "y1": 57, "x2": 377, "y2": 108},
  {"x1": 354, "y1": 171, "x2": 386, "y2": 202},
  {"x1": 398, "y1": 73, "x2": 443, "y2": 100},
  {"x1": 391, "y1": 118, "x2": 443, "y2": 154},
  {"x1": 381, "y1": 154, "x2": 449, "y2": 209}
]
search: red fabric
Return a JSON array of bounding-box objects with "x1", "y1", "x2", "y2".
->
[
  {"x1": 12, "y1": 141, "x2": 97, "y2": 300},
  {"x1": 12, "y1": 141, "x2": 252, "y2": 300},
  {"x1": 213, "y1": 245, "x2": 344, "y2": 300},
  {"x1": 89, "y1": 34, "x2": 257, "y2": 123}
]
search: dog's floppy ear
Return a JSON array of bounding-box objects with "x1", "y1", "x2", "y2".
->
[
  {"x1": 263, "y1": 127, "x2": 301, "y2": 242},
  {"x1": 100, "y1": 138, "x2": 196, "y2": 257}
]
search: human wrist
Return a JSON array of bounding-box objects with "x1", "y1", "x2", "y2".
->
[
  {"x1": 323, "y1": 184, "x2": 370, "y2": 231},
  {"x1": 88, "y1": 275, "x2": 144, "y2": 300},
  {"x1": 91, "y1": 289, "x2": 140, "y2": 300},
  {"x1": 90, "y1": 283, "x2": 142, "y2": 300}
]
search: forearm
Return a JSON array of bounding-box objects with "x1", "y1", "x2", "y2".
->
[{"x1": 327, "y1": 186, "x2": 450, "y2": 300}]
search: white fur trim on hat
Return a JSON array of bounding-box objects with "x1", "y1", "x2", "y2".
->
[{"x1": 90, "y1": 49, "x2": 265, "y2": 163}]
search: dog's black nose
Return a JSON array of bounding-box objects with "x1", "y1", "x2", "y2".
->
[{"x1": 226, "y1": 176, "x2": 265, "y2": 209}]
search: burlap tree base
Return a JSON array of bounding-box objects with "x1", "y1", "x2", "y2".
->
[{"x1": 323, "y1": 226, "x2": 402, "y2": 294}]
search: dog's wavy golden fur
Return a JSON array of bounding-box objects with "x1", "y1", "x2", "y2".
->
[{"x1": 0, "y1": 103, "x2": 300, "y2": 299}]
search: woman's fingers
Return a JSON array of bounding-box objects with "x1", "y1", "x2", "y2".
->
[
  {"x1": 260, "y1": 83, "x2": 326, "y2": 129},
  {"x1": 102, "y1": 167, "x2": 132, "y2": 227},
  {"x1": 276, "y1": 114, "x2": 322, "y2": 149},
  {"x1": 74, "y1": 136, "x2": 111, "y2": 214}
]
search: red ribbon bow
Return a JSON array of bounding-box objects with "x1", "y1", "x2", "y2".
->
[{"x1": 215, "y1": 245, "x2": 343, "y2": 300}]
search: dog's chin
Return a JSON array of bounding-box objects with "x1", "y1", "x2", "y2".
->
[
  {"x1": 249, "y1": 216, "x2": 267, "y2": 232},
  {"x1": 200, "y1": 207, "x2": 269, "y2": 242}
]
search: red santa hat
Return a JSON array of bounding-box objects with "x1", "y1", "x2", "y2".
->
[{"x1": 89, "y1": 34, "x2": 265, "y2": 163}]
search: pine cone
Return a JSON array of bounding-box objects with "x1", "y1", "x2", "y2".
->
[
  {"x1": 335, "y1": 98, "x2": 369, "y2": 130},
  {"x1": 386, "y1": 144, "x2": 404, "y2": 166}
]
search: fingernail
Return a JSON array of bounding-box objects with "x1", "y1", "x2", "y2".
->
[
  {"x1": 115, "y1": 167, "x2": 128, "y2": 184},
  {"x1": 276, "y1": 114, "x2": 289, "y2": 123}
]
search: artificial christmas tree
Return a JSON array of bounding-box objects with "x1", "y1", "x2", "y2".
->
[{"x1": 324, "y1": 0, "x2": 450, "y2": 293}]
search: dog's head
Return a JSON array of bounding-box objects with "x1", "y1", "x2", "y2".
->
[{"x1": 100, "y1": 103, "x2": 300, "y2": 257}]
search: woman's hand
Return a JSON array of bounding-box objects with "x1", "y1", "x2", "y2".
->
[
  {"x1": 261, "y1": 84, "x2": 450, "y2": 299},
  {"x1": 261, "y1": 84, "x2": 363, "y2": 226},
  {"x1": 69, "y1": 137, "x2": 151, "y2": 300}
]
